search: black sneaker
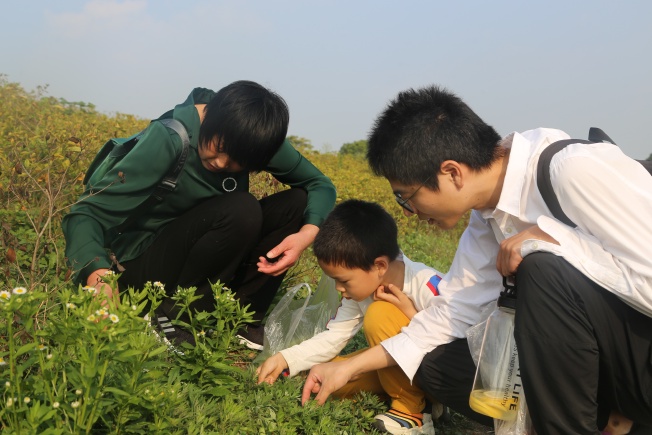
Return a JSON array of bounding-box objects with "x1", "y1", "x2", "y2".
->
[
  {"x1": 154, "y1": 314, "x2": 196, "y2": 348},
  {"x1": 236, "y1": 325, "x2": 264, "y2": 350}
]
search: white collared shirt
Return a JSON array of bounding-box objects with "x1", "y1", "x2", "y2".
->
[{"x1": 382, "y1": 128, "x2": 652, "y2": 381}]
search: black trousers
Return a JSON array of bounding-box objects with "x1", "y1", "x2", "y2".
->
[
  {"x1": 117, "y1": 188, "x2": 307, "y2": 324},
  {"x1": 415, "y1": 252, "x2": 652, "y2": 434}
]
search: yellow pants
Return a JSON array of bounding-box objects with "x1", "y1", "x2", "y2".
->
[{"x1": 331, "y1": 301, "x2": 425, "y2": 414}]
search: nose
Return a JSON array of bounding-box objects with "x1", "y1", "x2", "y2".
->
[
  {"x1": 214, "y1": 154, "x2": 231, "y2": 170},
  {"x1": 402, "y1": 208, "x2": 414, "y2": 217}
]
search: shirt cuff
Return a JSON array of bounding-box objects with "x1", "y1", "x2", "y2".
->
[{"x1": 381, "y1": 333, "x2": 428, "y2": 382}]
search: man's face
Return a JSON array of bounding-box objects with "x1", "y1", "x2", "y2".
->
[{"x1": 389, "y1": 175, "x2": 469, "y2": 230}]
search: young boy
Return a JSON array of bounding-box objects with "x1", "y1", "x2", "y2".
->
[{"x1": 256, "y1": 199, "x2": 443, "y2": 435}]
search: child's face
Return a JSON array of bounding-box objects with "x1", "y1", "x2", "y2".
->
[{"x1": 318, "y1": 260, "x2": 381, "y2": 302}]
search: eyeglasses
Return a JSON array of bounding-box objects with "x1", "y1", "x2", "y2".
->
[{"x1": 394, "y1": 175, "x2": 433, "y2": 214}]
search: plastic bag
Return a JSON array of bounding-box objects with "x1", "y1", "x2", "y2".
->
[
  {"x1": 466, "y1": 304, "x2": 537, "y2": 435},
  {"x1": 255, "y1": 274, "x2": 340, "y2": 362}
]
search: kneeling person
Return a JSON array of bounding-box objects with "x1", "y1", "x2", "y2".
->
[{"x1": 257, "y1": 199, "x2": 443, "y2": 435}]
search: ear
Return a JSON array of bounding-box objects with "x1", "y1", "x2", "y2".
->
[
  {"x1": 373, "y1": 256, "x2": 390, "y2": 277},
  {"x1": 440, "y1": 160, "x2": 465, "y2": 189}
]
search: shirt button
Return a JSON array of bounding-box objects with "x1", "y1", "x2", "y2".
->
[
  {"x1": 532, "y1": 242, "x2": 539, "y2": 249},
  {"x1": 505, "y1": 227, "x2": 513, "y2": 234}
]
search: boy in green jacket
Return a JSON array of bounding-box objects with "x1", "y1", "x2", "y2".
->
[{"x1": 62, "y1": 81, "x2": 336, "y2": 349}]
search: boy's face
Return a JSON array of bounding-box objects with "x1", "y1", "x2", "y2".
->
[
  {"x1": 390, "y1": 175, "x2": 470, "y2": 230},
  {"x1": 198, "y1": 136, "x2": 243, "y2": 173},
  {"x1": 318, "y1": 260, "x2": 381, "y2": 302}
]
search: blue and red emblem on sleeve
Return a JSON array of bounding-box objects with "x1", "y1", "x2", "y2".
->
[{"x1": 426, "y1": 275, "x2": 442, "y2": 296}]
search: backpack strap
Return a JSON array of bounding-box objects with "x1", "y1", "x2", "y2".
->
[
  {"x1": 115, "y1": 118, "x2": 190, "y2": 234},
  {"x1": 536, "y1": 139, "x2": 593, "y2": 228},
  {"x1": 537, "y1": 128, "x2": 652, "y2": 228}
]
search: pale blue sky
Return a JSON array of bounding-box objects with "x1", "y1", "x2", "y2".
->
[{"x1": 2, "y1": 0, "x2": 651, "y2": 158}]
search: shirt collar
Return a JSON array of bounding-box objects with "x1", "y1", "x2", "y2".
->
[{"x1": 480, "y1": 132, "x2": 529, "y2": 219}]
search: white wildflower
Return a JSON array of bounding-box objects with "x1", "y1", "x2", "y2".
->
[{"x1": 12, "y1": 287, "x2": 27, "y2": 295}]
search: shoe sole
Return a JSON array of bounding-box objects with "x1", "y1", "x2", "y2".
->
[{"x1": 236, "y1": 334, "x2": 263, "y2": 351}]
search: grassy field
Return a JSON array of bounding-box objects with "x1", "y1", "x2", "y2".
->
[{"x1": 0, "y1": 76, "x2": 493, "y2": 434}]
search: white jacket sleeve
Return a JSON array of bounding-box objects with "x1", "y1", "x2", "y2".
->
[
  {"x1": 381, "y1": 211, "x2": 503, "y2": 381},
  {"x1": 279, "y1": 298, "x2": 368, "y2": 376}
]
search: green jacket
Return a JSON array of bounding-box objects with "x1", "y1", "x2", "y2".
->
[{"x1": 62, "y1": 88, "x2": 336, "y2": 285}]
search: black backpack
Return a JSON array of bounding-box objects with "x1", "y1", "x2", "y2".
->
[
  {"x1": 537, "y1": 127, "x2": 652, "y2": 227},
  {"x1": 83, "y1": 118, "x2": 190, "y2": 234}
]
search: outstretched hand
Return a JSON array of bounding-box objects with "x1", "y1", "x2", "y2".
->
[
  {"x1": 257, "y1": 224, "x2": 319, "y2": 276},
  {"x1": 301, "y1": 360, "x2": 354, "y2": 405},
  {"x1": 256, "y1": 353, "x2": 289, "y2": 385}
]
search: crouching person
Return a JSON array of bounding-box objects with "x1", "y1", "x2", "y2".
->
[{"x1": 257, "y1": 199, "x2": 444, "y2": 434}]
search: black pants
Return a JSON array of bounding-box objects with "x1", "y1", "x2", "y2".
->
[
  {"x1": 415, "y1": 253, "x2": 652, "y2": 434},
  {"x1": 117, "y1": 188, "x2": 307, "y2": 324}
]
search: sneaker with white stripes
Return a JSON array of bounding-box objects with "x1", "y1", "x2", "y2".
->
[{"x1": 154, "y1": 314, "x2": 195, "y2": 348}]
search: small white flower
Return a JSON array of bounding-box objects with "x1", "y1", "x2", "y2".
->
[
  {"x1": 86, "y1": 314, "x2": 96, "y2": 322},
  {"x1": 0, "y1": 291, "x2": 11, "y2": 300},
  {"x1": 82, "y1": 286, "x2": 96, "y2": 294},
  {"x1": 6, "y1": 398, "x2": 12, "y2": 407},
  {"x1": 75, "y1": 389, "x2": 82, "y2": 395},
  {"x1": 153, "y1": 281, "x2": 164, "y2": 288},
  {"x1": 95, "y1": 308, "x2": 107, "y2": 316},
  {"x1": 71, "y1": 400, "x2": 80, "y2": 408},
  {"x1": 131, "y1": 305, "x2": 137, "y2": 311},
  {"x1": 198, "y1": 330, "x2": 206, "y2": 337},
  {"x1": 12, "y1": 287, "x2": 27, "y2": 295},
  {"x1": 52, "y1": 401, "x2": 60, "y2": 409},
  {"x1": 0, "y1": 357, "x2": 7, "y2": 366},
  {"x1": 103, "y1": 270, "x2": 115, "y2": 276},
  {"x1": 38, "y1": 344, "x2": 48, "y2": 351},
  {"x1": 109, "y1": 314, "x2": 119, "y2": 323},
  {"x1": 66, "y1": 302, "x2": 77, "y2": 309},
  {"x1": 47, "y1": 354, "x2": 53, "y2": 360},
  {"x1": 5, "y1": 381, "x2": 10, "y2": 387},
  {"x1": 24, "y1": 397, "x2": 31, "y2": 404}
]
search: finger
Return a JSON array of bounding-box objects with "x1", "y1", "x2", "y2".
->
[
  {"x1": 266, "y1": 242, "x2": 289, "y2": 261},
  {"x1": 301, "y1": 378, "x2": 317, "y2": 405},
  {"x1": 385, "y1": 283, "x2": 401, "y2": 296},
  {"x1": 314, "y1": 386, "x2": 330, "y2": 405}
]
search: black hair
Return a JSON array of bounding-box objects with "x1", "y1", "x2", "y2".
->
[
  {"x1": 366, "y1": 85, "x2": 502, "y2": 190},
  {"x1": 199, "y1": 80, "x2": 289, "y2": 171},
  {"x1": 313, "y1": 199, "x2": 400, "y2": 271}
]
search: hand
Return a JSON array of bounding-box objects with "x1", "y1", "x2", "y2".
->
[
  {"x1": 86, "y1": 268, "x2": 119, "y2": 307},
  {"x1": 257, "y1": 224, "x2": 319, "y2": 276},
  {"x1": 301, "y1": 345, "x2": 395, "y2": 406},
  {"x1": 496, "y1": 225, "x2": 559, "y2": 276},
  {"x1": 374, "y1": 284, "x2": 417, "y2": 320},
  {"x1": 301, "y1": 359, "x2": 356, "y2": 406},
  {"x1": 256, "y1": 353, "x2": 289, "y2": 385}
]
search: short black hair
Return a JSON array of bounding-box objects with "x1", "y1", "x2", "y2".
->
[
  {"x1": 367, "y1": 85, "x2": 502, "y2": 190},
  {"x1": 199, "y1": 80, "x2": 289, "y2": 171},
  {"x1": 313, "y1": 199, "x2": 400, "y2": 271}
]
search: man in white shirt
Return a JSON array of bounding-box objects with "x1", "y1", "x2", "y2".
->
[{"x1": 301, "y1": 85, "x2": 652, "y2": 434}]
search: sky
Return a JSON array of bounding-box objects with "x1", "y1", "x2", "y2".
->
[{"x1": 1, "y1": 0, "x2": 651, "y2": 158}]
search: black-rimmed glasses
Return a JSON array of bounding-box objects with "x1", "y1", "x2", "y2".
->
[{"x1": 394, "y1": 175, "x2": 433, "y2": 214}]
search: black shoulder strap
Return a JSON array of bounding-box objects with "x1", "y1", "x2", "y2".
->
[
  {"x1": 536, "y1": 139, "x2": 593, "y2": 228},
  {"x1": 537, "y1": 128, "x2": 652, "y2": 228},
  {"x1": 115, "y1": 118, "x2": 190, "y2": 234}
]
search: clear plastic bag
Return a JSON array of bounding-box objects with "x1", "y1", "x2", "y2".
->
[
  {"x1": 467, "y1": 302, "x2": 537, "y2": 435},
  {"x1": 255, "y1": 274, "x2": 340, "y2": 362}
]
